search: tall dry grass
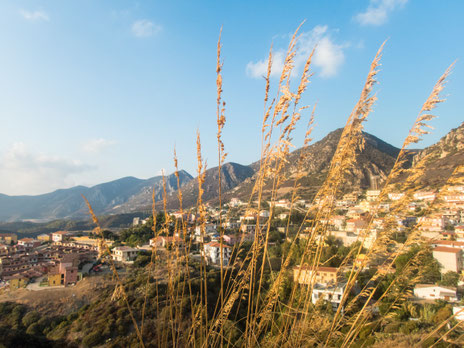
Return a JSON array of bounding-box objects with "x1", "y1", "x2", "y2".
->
[{"x1": 82, "y1": 25, "x2": 462, "y2": 347}]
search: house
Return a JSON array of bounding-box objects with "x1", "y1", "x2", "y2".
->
[
  {"x1": 345, "y1": 219, "x2": 367, "y2": 233},
  {"x1": 431, "y1": 240, "x2": 464, "y2": 250},
  {"x1": 51, "y1": 231, "x2": 70, "y2": 243},
  {"x1": 0, "y1": 233, "x2": 17, "y2": 245},
  {"x1": 37, "y1": 234, "x2": 51, "y2": 242},
  {"x1": 432, "y1": 246, "x2": 463, "y2": 273},
  {"x1": 453, "y1": 306, "x2": 464, "y2": 321},
  {"x1": 329, "y1": 216, "x2": 345, "y2": 230},
  {"x1": 293, "y1": 266, "x2": 338, "y2": 285},
  {"x1": 312, "y1": 283, "x2": 346, "y2": 307},
  {"x1": 259, "y1": 210, "x2": 270, "y2": 218},
  {"x1": 274, "y1": 199, "x2": 291, "y2": 209},
  {"x1": 413, "y1": 284, "x2": 458, "y2": 302},
  {"x1": 388, "y1": 193, "x2": 405, "y2": 201},
  {"x1": 195, "y1": 224, "x2": 217, "y2": 236},
  {"x1": 150, "y1": 236, "x2": 185, "y2": 248},
  {"x1": 414, "y1": 191, "x2": 436, "y2": 201},
  {"x1": 204, "y1": 242, "x2": 232, "y2": 265},
  {"x1": 455, "y1": 225, "x2": 464, "y2": 239},
  {"x1": 229, "y1": 198, "x2": 244, "y2": 207},
  {"x1": 112, "y1": 246, "x2": 139, "y2": 263},
  {"x1": 7, "y1": 274, "x2": 30, "y2": 289},
  {"x1": 17, "y1": 238, "x2": 40, "y2": 248},
  {"x1": 48, "y1": 256, "x2": 78, "y2": 287},
  {"x1": 222, "y1": 221, "x2": 240, "y2": 230},
  {"x1": 223, "y1": 234, "x2": 241, "y2": 245},
  {"x1": 418, "y1": 216, "x2": 446, "y2": 232},
  {"x1": 366, "y1": 190, "x2": 381, "y2": 202}
]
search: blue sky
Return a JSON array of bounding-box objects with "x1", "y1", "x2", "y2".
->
[{"x1": 0, "y1": 0, "x2": 463, "y2": 195}]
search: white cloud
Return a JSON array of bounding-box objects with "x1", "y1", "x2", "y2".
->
[
  {"x1": 0, "y1": 142, "x2": 94, "y2": 195},
  {"x1": 355, "y1": 0, "x2": 408, "y2": 26},
  {"x1": 82, "y1": 138, "x2": 116, "y2": 153},
  {"x1": 19, "y1": 10, "x2": 49, "y2": 22},
  {"x1": 246, "y1": 25, "x2": 346, "y2": 79},
  {"x1": 131, "y1": 19, "x2": 162, "y2": 38}
]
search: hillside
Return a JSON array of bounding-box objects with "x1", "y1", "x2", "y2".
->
[
  {"x1": 405, "y1": 121, "x2": 464, "y2": 187},
  {"x1": 212, "y1": 128, "x2": 402, "y2": 204},
  {"x1": 0, "y1": 171, "x2": 192, "y2": 222},
  {"x1": 164, "y1": 162, "x2": 255, "y2": 209}
]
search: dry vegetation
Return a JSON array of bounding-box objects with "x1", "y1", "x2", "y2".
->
[{"x1": 73, "y1": 25, "x2": 463, "y2": 347}]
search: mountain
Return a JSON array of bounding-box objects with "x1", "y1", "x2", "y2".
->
[
  {"x1": 212, "y1": 128, "x2": 402, "y2": 204},
  {"x1": 405, "y1": 122, "x2": 464, "y2": 187},
  {"x1": 164, "y1": 162, "x2": 255, "y2": 209},
  {"x1": 0, "y1": 170, "x2": 193, "y2": 222}
]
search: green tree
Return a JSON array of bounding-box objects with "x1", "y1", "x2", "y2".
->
[{"x1": 439, "y1": 271, "x2": 460, "y2": 287}]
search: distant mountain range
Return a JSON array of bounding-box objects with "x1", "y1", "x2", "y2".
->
[
  {"x1": 1, "y1": 123, "x2": 462, "y2": 222},
  {"x1": 0, "y1": 171, "x2": 192, "y2": 221}
]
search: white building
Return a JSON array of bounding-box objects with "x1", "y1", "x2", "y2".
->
[
  {"x1": 204, "y1": 242, "x2": 232, "y2": 266},
  {"x1": 453, "y1": 306, "x2": 464, "y2": 321},
  {"x1": 51, "y1": 231, "x2": 70, "y2": 243},
  {"x1": 195, "y1": 223, "x2": 217, "y2": 236},
  {"x1": 413, "y1": 284, "x2": 458, "y2": 302},
  {"x1": 366, "y1": 190, "x2": 381, "y2": 202},
  {"x1": 312, "y1": 283, "x2": 346, "y2": 307},
  {"x1": 433, "y1": 246, "x2": 463, "y2": 273},
  {"x1": 112, "y1": 246, "x2": 139, "y2": 263}
]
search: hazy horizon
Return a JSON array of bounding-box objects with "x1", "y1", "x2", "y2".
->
[{"x1": 1, "y1": 0, "x2": 463, "y2": 195}]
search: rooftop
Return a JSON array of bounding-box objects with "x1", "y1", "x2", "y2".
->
[{"x1": 433, "y1": 246, "x2": 462, "y2": 254}]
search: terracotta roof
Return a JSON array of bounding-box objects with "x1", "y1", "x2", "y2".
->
[
  {"x1": 433, "y1": 246, "x2": 462, "y2": 254},
  {"x1": 205, "y1": 242, "x2": 231, "y2": 249},
  {"x1": 415, "y1": 284, "x2": 457, "y2": 291},
  {"x1": 433, "y1": 240, "x2": 464, "y2": 247},
  {"x1": 294, "y1": 265, "x2": 338, "y2": 273}
]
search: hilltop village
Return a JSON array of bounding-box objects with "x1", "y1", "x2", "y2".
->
[{"x1": 2, "y1": 184, "x2": 464, "y2": 321}]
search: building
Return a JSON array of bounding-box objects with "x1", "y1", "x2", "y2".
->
[
  {"x1": 7, "y1": 275, "x2": 30, "y2": 289},
  {"x1": 413, "y1": 284, "x2": 458, "y2": 302},
  {"x1": 112, "y1": 246, "x2": 138, "y2": 263},
  {"x1": 431, "y1": 240, "x2": 464, "y2": 250},
  {"x1": 0, "y1": 233, "x2": 17, "y2": 245},
  {"x1": 195, "y1": 224, "x2": 217, "y2": 236},
  {"x1": 418, "y1": 216, "x2": 446, "y2": 232},
  {"x1": 48, "y1": 255, "x2": 79, "y2": 287},
  {"x1": 204, "y1": 242, "x2": 232, "y2": 265},
  {"x1": 229, "y1": 198, "x2": 244, "y2": 207},
  {"x1": 312, "y1": 283, "x2": 346, "y2": 307},
  {"x1": 453, "y1": 306, "x2": 464, "y2": 321},
  {"x1": 293, "y1": 266, "x2": 338, "y2": 285},
  {"x1": 432, "y1": 246, "x2": 463, "y2": 273},
  {"x1": 150, "y1": 236, "x2": 185, "y2": 249},
  {"x1": 366, "y1": 190, "x2": 381, "y2": 202},
  {"x1": 388, "y1": 193, "x2": 405, "y2": 201},
  {"x1": 345, "y1": 219, "x2": 367, "y2": 233},
  {"x1": 414, "y1": 191, "x2": 436, "y2": 201},
  {"x1": 51, "y1": 231, "x2": 70, "y2": 243},
  {"x1": 37, "y1": 234, "x2": 51, "y2": 242},
  {"x1": 17, "y1": 238, "x2": 41, "y2": 248}
]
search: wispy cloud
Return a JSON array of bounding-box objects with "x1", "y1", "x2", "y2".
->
[
  {"x1": 131, "y1": 19, "x2": 162, "y2": 38},
  {"x1": 82, "y1": 138, "x2": 116, "y2": 154},
  {"x1": 19, "y1": 9, "x2": 50, "y2": 22},
  {"x1": 355, "y1": 0, "x2": 408, "y2": 26},
  {"x1": 0, "y1": 142, "x2": 93, "y2": 195},
  {"x1": 246, "y1": 25, "x2": 346, "y2": 79}
]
